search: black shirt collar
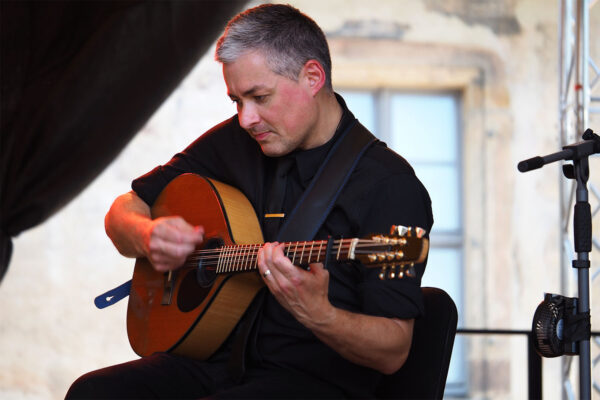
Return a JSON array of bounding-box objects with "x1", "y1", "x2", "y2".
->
[{"x1": 289, "y1": 93, "x2": 356, "y2": 187}]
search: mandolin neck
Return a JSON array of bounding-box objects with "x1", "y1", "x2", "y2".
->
[
  {"x1": 193, "y1": 239, "x2": 355, "y2": 274},
  {"x1": 183, "y1": 229, "x2": 426, "y2": 280}
]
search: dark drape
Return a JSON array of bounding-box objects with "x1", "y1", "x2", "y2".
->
[{"x1": 0, "y1": 0, "x2": 247, "y2": 282}]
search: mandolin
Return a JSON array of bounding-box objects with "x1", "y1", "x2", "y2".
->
[{"x1": 126, "y1": 173, "x2": 429, "y2": 359}]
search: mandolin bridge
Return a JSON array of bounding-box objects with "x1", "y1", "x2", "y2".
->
[{"x1": 161, "y1": 270, "x2": 176, "y2": 305}]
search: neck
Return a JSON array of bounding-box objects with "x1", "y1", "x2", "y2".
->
[{"x1": 304, "y1": 90, "x2": 343, "y2": 149}]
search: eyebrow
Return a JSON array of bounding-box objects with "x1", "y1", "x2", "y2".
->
[{"x1": 228, "y1": 84, "x2": 269, "y2": 99}]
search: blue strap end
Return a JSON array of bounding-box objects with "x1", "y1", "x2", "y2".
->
[{"x1": 94, "y1": 280, "x2": 132, "y2": 309}]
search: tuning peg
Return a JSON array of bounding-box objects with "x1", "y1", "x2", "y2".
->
[
  {"x1": 387, "y1": 265, "x2": 397, "y2": 279},
  {"x1": 379, "y1": 266, "x2": 387, "y2": 280},
  {"x1": 405, "y1": 263, "x2": 416, "y2": 278},
  {"x1": 415, "y1": 227, "x2": 427, "y2": 238},
  {"x1": 372, "y1": 234, "x2": 385, "y2": 242},
  {"x1": 395, "y1": 251, "x2": 404, "y2": 260},
  {"x1": 397, "y1": 266, "x2": 405, "y2": 279},
  {"x1": 390, "y1": 225, "x2": 408, "y2": 237}
]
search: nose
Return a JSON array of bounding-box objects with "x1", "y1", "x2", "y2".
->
[{"x1": 238, "y1": 103, "x2": 260, "y2": 130}]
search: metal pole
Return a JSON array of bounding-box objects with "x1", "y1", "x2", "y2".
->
[
  {"x1": 558, "y1": 2, "x2": 572, "y2": 395},
  {"x1": 574, "y1": 2, "x2": 591, "y2": 399},
  {"x1": 573, "y1": 157, "x2": 592, "y2": 400},
  {"x1": 528, "y1": 332, "x2": 544, "y2": 400}
]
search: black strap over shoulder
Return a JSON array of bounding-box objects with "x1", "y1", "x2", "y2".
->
[
  {"x1": 228, "y1": 119, "x2": 377, "y2": 382},
  {"x1": 276, "y1": 119, "x2": 377, "y2": 242}
]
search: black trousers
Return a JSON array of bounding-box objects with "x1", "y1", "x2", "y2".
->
[{"x1": 65, "y1": 352, "x2": 347, "y2": 399}]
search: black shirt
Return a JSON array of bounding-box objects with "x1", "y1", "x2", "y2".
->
[{"x1": 132, "y1": 95, "x2": 433, "y2": 397}]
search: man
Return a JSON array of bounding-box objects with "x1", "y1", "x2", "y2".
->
[{"x1": 67, "y1": 3, "x2": 433, "y2": 399}]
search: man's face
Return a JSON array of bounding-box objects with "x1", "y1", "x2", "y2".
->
[{"x1": 223, "y1": 51, "x2": 318, "y2": 157}]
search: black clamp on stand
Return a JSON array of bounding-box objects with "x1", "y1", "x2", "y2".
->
[{"x1": 518, "y1": 128, "x2": 599, "y2": 400}]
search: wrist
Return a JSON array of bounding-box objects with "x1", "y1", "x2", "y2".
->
[
  {"x1": 303, "y1": 302, "x2": 338, "y2": 332},
  {"x1": 135, "y1": 218, "x2": 154, "y2": 258}
]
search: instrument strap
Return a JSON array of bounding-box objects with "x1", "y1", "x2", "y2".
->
[
  {"x1": 228, "y1": 119, "x2": 377, "y2": 381},
  {"x1": 94, "y1": 279, "x2": 131, "y2": 309},
  {"x1": 276, "y1": 118, "x2": 377, "y2": 242}
]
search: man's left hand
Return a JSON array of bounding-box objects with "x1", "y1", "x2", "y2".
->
[{"x1": 256, "y1": 242, "x2": 336, "y2": 328}]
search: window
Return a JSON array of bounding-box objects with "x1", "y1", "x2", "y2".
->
[{"x1": 340, "y1": 89, "x2": 466, "y2": 395}]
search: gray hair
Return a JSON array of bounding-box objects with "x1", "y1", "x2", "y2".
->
[{"x1": 215, "y1": 4, "x2": 333, "y2": 91}]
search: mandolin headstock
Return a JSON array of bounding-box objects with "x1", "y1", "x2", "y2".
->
[{"x1": 352, "y1": 225, "x2": 430, "y2": 280}]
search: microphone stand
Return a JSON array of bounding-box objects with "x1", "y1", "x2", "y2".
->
[{"x1": 518, "y1": 128, "x2": 599, "y2": 400}]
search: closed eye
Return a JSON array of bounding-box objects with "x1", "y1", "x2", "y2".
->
[{"x1": 254, "y1": 95, "x2": 268, "y2": 104}]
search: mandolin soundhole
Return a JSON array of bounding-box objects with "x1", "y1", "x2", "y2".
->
[
  {"x1": 177, "y1": 237, "x2": 223, "y2": 313},
  {"x1": 177, "y1": 270, "x2": 211, "y2": 312}
]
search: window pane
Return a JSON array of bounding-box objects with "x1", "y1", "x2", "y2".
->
[
  {"x1": 422, "y1": 248, "x2": 466, "y2": 391},
  {"x1": 337, "y1": 90, "x2": 376, "y2": 133},
  {"x1": 422, "y1": 247, "x2": 462, "y2": 314},
  {"x1": 390, "y1": 94, "x2": 458, "y2": 163},
  {"x1": 412, "y1": 164, "x2": 460, "y2": 232}
]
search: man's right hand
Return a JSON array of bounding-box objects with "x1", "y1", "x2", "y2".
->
[
  {"x1": 105, "y1": 191, "x2": 204, "y2": 272},
  {"x1": 143, "y1": 216, "x2": 205, "y2": 272}
]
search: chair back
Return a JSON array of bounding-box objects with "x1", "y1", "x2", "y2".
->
[{"x1": 376, "y1": 286, "x2": 458, "y2": 399}]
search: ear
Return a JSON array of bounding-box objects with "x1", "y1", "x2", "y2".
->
[{"x1": 300, "y1": 59, "x2": 326, "y2": 96}]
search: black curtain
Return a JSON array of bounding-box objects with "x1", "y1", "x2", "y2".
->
[{"x1": 0, "y1": 0, "x2": 247, "y2": 282}]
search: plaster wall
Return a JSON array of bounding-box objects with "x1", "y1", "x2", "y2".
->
[{"x1": 1, "y1": 0, "x2": 598, "y2": 398}]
